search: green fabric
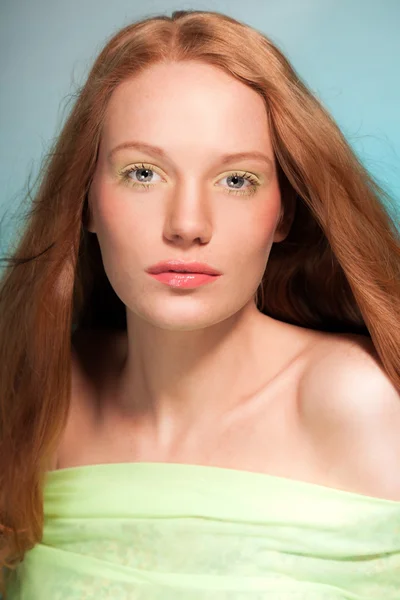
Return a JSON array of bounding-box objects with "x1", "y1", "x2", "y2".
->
[{"x1": 6, "y1": 462, "x2": 400, "y2": 599}]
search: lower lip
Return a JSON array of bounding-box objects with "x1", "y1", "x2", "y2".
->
[{"x1": 148, "y1": 272, "x2": 220, "y2": 288}]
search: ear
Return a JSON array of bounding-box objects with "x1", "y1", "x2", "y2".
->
[{"x1": 273, "y1": 193, "x2": 297, "y2": 243}]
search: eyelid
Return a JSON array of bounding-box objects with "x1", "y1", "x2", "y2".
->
[
  {"x1": 119, "y1": 162, "x2": 262, "y2": 183},
  {"x1": 119, "y1": 162, "x2": 163, "y2": 177}
]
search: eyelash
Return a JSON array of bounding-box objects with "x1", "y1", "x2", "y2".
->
[{"x1": 118, "y1": 163, "x2": 261, "y2": 196}]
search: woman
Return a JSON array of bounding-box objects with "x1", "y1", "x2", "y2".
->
[{"x1": 1, "y1": 8, "x2": 400, "y2": 599}]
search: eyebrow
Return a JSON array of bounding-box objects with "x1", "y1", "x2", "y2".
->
[{"x1": 108, "y1": 141, "x2": 273, "y2": 168}]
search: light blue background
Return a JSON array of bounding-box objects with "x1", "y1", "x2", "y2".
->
[{"x1": 1, "y1": 0, "x2": 399, "y2": 259}]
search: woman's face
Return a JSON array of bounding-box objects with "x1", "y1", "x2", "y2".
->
[{"x1": 88, "y1": 60, "x2": 285, "y2": 331}]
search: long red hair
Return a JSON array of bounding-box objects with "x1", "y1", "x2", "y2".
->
[{"x1": 1, "y1": 9, "x2": 399, "y2": 596}]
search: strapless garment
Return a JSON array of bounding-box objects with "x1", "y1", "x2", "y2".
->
[{"x1": 5, "y1": 461, "x2": 400, "y2": 599}]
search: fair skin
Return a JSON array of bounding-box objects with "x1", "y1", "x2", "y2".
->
[
  {"x1": 86, "y1": 60, "x2": 299, "y2": 447},
  {"x1": 56, "y1": 60, "x2": 400, "y2": 501}
]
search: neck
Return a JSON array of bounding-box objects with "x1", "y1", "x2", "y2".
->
[{"x1": 106, "y1": 303, "x2": 289, "y2": 448}]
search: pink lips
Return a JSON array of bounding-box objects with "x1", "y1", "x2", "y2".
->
[
  {"x1": 147, "y1": 259, "x2": 221, "y2": 276},
  {"x1": 148, "y1": 271, "x2": 219, "y2": 288}
]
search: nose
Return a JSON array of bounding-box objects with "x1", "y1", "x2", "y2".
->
[{"x1": 163, "y1": 184, "x2": 213, "y2": 246}]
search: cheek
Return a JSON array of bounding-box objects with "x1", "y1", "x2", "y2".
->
[
  {"x1": 239, "y1": 184, "x2": 282, "y2": 258},
  {"x1": 91, "y1": 177, "x2": 150, "y2": 243},
  {"x1": 217, "y1": 217, "x2": 277, "y2": 293},
  {"x1": 239, "y1": 188, "x2": 282, "y2": 280},
  {"x1": 89, "y1": 182, "x2": 152, "y2": 284}
]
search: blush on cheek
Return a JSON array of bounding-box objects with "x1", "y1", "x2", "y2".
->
[
  {"x1": 93, "y1": 181, "x2": 130, "y2": 229},
  {"x1": 260, "y1": 188, "x2": 282, "y2": 227},
  {"x1": 255, "y1": 204, "x2": 282, "y2": 238}
]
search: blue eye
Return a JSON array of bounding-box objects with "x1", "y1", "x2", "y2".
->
[
  {"x1": 122, "y1": 164, "x2": 162, "y2": 188},
  {"x1": 221, "y1": 173, "x2": 258, "y2": 194},
  {"x1": 119, "y1": 163, "x2": 260, "y2": 196}
]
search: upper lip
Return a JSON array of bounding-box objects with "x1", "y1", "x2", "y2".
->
[{"x1": 147, "y1": 260, "x2": 221, "y2": 275}]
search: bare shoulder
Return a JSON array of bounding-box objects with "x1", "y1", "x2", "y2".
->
[{"x1": 299, "y1": 332, "x2": 400, "y2": 500}]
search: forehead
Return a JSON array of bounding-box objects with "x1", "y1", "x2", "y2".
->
[{"x1": 101, "y1": 61, "x2": 273, "y2": 158}]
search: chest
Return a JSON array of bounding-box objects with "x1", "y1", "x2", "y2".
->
[{"x1": 56, "y1": 352, "x2": 325, "y2": 481}]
